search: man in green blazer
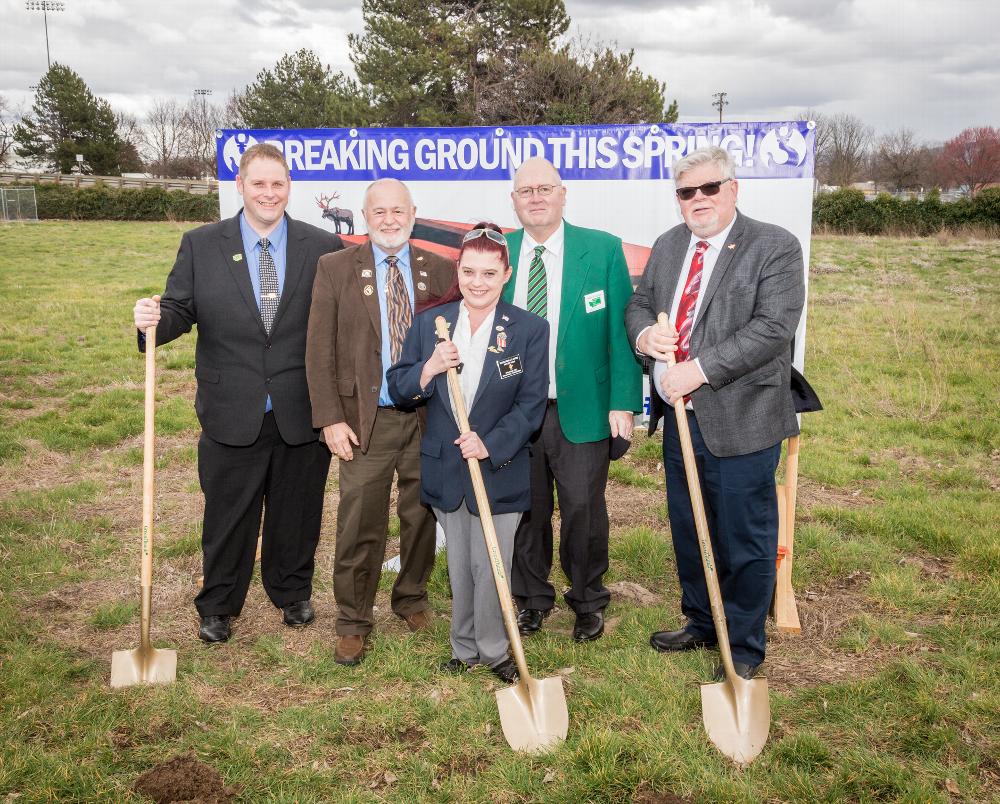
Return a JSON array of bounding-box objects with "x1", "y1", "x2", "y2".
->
[{"x1": 503, "y1": 157, "x2": 642, "y2": 642}]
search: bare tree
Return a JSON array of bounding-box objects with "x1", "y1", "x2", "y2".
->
[
  {"x1": 0, "y1": 94, "x2": 22, "y2": 167},
  {"x1": 870, "y1": 128, "x2": 929, "y2": 192},
  {"x1": 805, "y1": 111, "x2": 873, "y2": 187},
  {"x1": 183, "y1": 96, "x2": 224, "y2": 178},
  {"x1": 141, "y1": 98, "x2": 189, "y2": 177}
]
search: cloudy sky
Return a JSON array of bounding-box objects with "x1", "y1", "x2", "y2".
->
[{"x1": 2, "y1": 0, "x2": 997, "y2": 144}]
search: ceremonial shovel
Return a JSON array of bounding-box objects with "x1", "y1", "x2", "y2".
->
[
  {"x1": 434, "y1": 317, "x2": 568, "y2": 753},
  {"x1": 111, "y1": 326, "x2": 177, "y2": 688},
  {"x1": 657, "y1": 313, "x2": 769, "y2": 764}
]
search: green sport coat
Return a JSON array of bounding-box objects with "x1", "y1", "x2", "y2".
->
[{"x1": 503, "y1": 220, "x2": 642, "y2": 444}]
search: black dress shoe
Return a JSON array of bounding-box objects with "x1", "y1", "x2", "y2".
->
[
  {"x1": 573, "y1": 610, "x2": 605, "y2": 642},
  {"x1": 199, "y1": 615, "x2": 231, "y2": 643},
  {"x1": 713, "y1": 661, "x2": 761, "y2": 681},
  {"x1": 516, "y1": 608, "x2": 550, "y2": 636},
  {"x1": 282, "y1": 600, "x2": 315, "y2": 627},
  {"x1": 649, "y1": 627, "x2": 717, "y2": 653},
  {"x1": 439, "y1": 658, "x2": 470, "y2": 673},
  {"x1": 490, "y1": 658, "x2": 519, "y2": 684}
]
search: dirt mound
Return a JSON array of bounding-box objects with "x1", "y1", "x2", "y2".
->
[{"x1": 133, "y1": 753, "x2": 237, "y2": 803}]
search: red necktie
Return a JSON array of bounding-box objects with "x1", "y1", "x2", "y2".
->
[{"x1": 674, "y1": 240, "x2": 709, "y2": 363}]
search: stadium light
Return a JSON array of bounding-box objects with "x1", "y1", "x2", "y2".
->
[{"x1": 26, "y1": 1, "x2": 65, "y2": 71}]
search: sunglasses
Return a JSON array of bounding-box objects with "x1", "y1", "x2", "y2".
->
[
  {"x1": 675, "y1": 178, "x2": 732, "y2": 201},
  {"x1": 462, "y1": 228, "x2": 508, "y2": 249}
]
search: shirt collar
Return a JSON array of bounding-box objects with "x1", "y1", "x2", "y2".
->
[
  {"x1": 240, "y1": 211, "x2": 287, "y2": 253},
  {"x1": 372, "y1": 241, "x2": 411, "y2": 270},
  {"x1": 687, "y1": 213, "x2": 737, "y2": 253},
  {"x1": 523, "y1": 220, "x2": 565, "y2": 258}
]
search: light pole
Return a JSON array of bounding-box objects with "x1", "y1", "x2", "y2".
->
[
  {"x1": 193, "y1": 88, "x2": 212, "y2": 120},
  {"x1": 26, "y1": 1, "x2": 65, "y2": 71},
  {"x1": 712, "y1": 91, "x2": 728, "y2": 124}
]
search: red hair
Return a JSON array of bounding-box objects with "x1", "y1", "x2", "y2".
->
[{"x1": 416, "y1": 222, "x2": 508, "y2": 313}]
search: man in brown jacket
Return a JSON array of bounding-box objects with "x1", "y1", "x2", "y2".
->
[{"x1": 306, "y1": 178, "x2": 454, "y2": 665}]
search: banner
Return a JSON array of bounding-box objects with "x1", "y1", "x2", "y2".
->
[{"x1": 216, "y1": 121, "x2": 816, "y2": 416}]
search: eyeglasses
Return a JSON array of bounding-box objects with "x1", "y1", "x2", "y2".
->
[
  {"x1": 513, "y1": 184, "x2": 560, "y2": 199},
  {"x1": 462, "y1": 227, "x2": 508, "y2": 249},
  {"x1": 675, "y1": 178, "x2": 732, "y2": 201}
]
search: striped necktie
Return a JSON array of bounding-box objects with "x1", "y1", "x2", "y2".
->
[
  {"x1": 526, "y1": 245, "x2": 547, "y2": 318},
  {"x1": 386, "y1": 255, "x2": 411, "y2": 364},
  {"x1": 674, "y1": 240, "x2": 709, "y2": 363},
  {"x1": 258, "y1": 238, "x2": 279, "y2": 333}
]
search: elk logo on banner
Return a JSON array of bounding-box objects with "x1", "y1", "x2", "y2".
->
[{"x1": 315, "y1": 192, "x2": 355, "y2": 235}]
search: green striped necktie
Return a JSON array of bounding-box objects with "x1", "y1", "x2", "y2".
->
[{"x1": 526, "y1": 245, "x2": 548, "y2": 318}]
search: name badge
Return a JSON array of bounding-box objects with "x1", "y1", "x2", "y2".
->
[
  {"x1": 584, "y1": 290, "x2": 606, "y2": 313},
  {"x1": 496, "y1": 355, "x2": 523, "y2": 379}
]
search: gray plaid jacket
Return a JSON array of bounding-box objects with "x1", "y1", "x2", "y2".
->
[{"x1": 624, "y1": 212, "x2": 805, "y2": 457}]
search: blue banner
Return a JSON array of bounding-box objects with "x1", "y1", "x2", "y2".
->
[{"x1": 216, "y1": 122, "x2": 815, "y2": 182}]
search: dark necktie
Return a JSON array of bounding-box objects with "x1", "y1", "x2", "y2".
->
[
  {"x1": 258, "y1": 238, "x2": 279, "y2": 334},
  {"x1": 526, "y1": 245, "x2": 548, "y2": 318},
  {"x1": 386, "y1": 255, "x2": 411, "y2": 364},
  {"x1": 674, "y1": 240, "x2": 709, "y2": 363}
]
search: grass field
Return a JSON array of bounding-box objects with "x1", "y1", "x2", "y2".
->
[{"x1": 1, "y1": 222, "x2": 998, "y2": 802}]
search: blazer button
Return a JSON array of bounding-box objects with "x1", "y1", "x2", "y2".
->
[{"x1": 371, "y1": 386, "x2": 378, "y2": 393}]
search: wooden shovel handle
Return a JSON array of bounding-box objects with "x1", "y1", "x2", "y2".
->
[
  {"x1": 656, "y1": 313, "x2": 738, "y2": 680},
  {"x1": 140, "y1": 326, "x2": 156, "y2": 650},
  {"x1": 434, "y1": 316, "x2": 532, "y2": 682}
]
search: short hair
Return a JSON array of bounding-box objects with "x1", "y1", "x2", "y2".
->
[
  {"x1": 673, "y1": 146, "x2": 735, "y2": 184},
  {"x1": 362, "y1": 177, "x2": 414, "y2": 210},
  {"x1": 239, "y1": 143, "x2": 289, "y2": 178}
]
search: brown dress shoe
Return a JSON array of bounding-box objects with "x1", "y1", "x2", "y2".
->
[
  {"x1": 402, "y1": 610, "x2": 431, "y2": 632},
  {"x1": 334, "y1": 634, "x2": 367, "y2": 666}
]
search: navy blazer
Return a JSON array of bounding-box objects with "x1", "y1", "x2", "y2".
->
[{"x1": 387, "y1": 300, "x2": 549, "y2": 516}]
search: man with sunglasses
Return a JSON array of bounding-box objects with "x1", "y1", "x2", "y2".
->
[
  {"x1": 504, "y1": 157, "x2": 642, "y2": 643},
  {"x1": 625, "y1": 146, "x2": 805, "y2": 681},
  {"x1": 305, "y1": 178, "x2": 453, "y2": 666}
]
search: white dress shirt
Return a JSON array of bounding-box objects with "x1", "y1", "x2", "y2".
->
[
  {"x1": 650, "y1": 216, "x2": 738, "y2": 409},
  {"x1": 513, "y1": 221, "x2": 564, "y2": 399},
  {"x1": 448, "y1": 302, "x2": 495, "y2": 424}
]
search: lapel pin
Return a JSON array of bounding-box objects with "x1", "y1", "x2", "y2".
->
[
  {"x1": 496, "y1": 325, "x2": 504, "y2": 331},
  {"x1": 496, "y1": 332, "x2": 507, "y2": 350},
  {"x1": 501, "y1": 314, "x2": 509, "y2": 322},
  {"x1": 417, "y1": 281, "x2": 427, "y2": 291},
  {"x1": 416, "y1": 255, "x2": 424, "y2": 262},
  {"x1": 362, "y1": 269, "x2": 372, "y2": 278},
  {"x1": 232, "y1": 254, "x2": 242, "y2": 262},
  {"x1": 419, "y1": 270, "x2": 428, "y2": 277},
  {"x1": 363, "y1": 285, "x2": 374, "y2": 296},
  {"x1": 727, "y1": 243, "x2": 736, "y2": 250}
]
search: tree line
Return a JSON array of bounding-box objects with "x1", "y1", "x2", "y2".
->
[
  {"x1": 1, "y1": 0, "x2": 675, "y2": 179},
  {"x1": 805, "y1": 111, "x2": 1000, "y2": 196}
]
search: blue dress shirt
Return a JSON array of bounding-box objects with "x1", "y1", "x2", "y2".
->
[
  {"x1": 240, "y1": 212, "x2": 288, "y2": 412},
  {"x1": 372, "y1": 242, "x2": 415, "y2": 406}
]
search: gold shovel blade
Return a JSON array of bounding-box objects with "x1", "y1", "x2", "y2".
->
[
  {"x1": 110, "y1": 647, "x2": 177, "y2": 688},
  {"x1": 495, "y1": 676, "x2": 569, "y2": 754},
  {"x1": 701, "y1": 676, "x2": 770, "y2": 764}
]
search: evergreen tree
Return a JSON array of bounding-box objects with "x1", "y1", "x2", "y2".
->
[
  {"x1": 236, "y1": 49, "x2": 373, "y2": 129},
  {"x1": 14, "y1": 64, "x2": 130, "y2": 174}
]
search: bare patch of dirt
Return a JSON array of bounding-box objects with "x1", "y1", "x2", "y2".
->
[
  {"x1": 633, "y1": 787, "x2": 694, "y2": 804},
  {"x1": 796, "y1": 477, "x2": 875, "y2": 509},
  {"x1": 608, "y1": 581, "x2": 661, "y2": 606},
  {"x1": 133, "y1": 752, "x2": 238, "y2": 803}
]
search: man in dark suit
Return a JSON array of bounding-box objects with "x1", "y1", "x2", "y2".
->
[
  {"x1": 132, "y1": 143, "x2": 343, "y2": 644},
  {"x1": 503, "y1": 157, "x2": 643, "y2": 643},
  {"x1": 305, "y1": 178, "x2": 454, "y2": 666},
  {"x1": 625, "y1": 146, "x2": 805, "y2": 680}
]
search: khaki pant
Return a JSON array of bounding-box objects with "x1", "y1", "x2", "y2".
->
[{"x1": 333, "y1": 407, "x2": 436, "y2": 636}]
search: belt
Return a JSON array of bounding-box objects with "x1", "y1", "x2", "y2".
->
[{"x1": 378, "y1": 403, "x2": 407, "y2": 412}]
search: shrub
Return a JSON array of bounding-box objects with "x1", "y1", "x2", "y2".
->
[
  {"x1": 3, "y1": 181, "x2": 219, "y2": 222},
  {"x1": 814, "y1": 187, "x2": 1000, "y2": 236}
]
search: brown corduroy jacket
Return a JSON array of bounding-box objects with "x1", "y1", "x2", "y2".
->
[{"x1": 305, "y1": 240, "x2": 454, "y2": 452}]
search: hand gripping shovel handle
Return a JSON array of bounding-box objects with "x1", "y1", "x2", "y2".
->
[
  {"x1": 139, "y1": 325, "x2": 157, "y2": 651},
  {"x1": 656, "y1": 314, "x2": 738, "y2": 679},
  {"x1": 433, "y1": 317, "x2": 532, "y2": 683}
]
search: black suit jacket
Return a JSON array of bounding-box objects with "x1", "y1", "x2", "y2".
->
[
  {"x1": 145, "y1": 212, "x2": 343, "y2": 446},
  {"x1": 386, "y1": 301, "x2": 549, "y2": 516}
]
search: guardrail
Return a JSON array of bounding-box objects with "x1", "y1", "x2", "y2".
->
[{"x1": 0, "y1": 171, "x2": 218, "y2": 195}]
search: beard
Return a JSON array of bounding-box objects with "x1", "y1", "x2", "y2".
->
[{"x1": 368, "y1": 220, "x2": 414, "y2": 252}]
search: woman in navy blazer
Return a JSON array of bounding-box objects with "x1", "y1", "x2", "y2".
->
[{"x1": 387, "y1": 223, "x2": 548, "y2": 683}]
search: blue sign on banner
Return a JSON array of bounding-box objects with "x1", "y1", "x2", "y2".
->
[{"x1": 216, "y1": 122, "x2": 815, "y2": 182}]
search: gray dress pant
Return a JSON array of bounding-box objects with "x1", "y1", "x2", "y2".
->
[{"x1": 434, "y1": 501, "x2": 521, "y2": 668}]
